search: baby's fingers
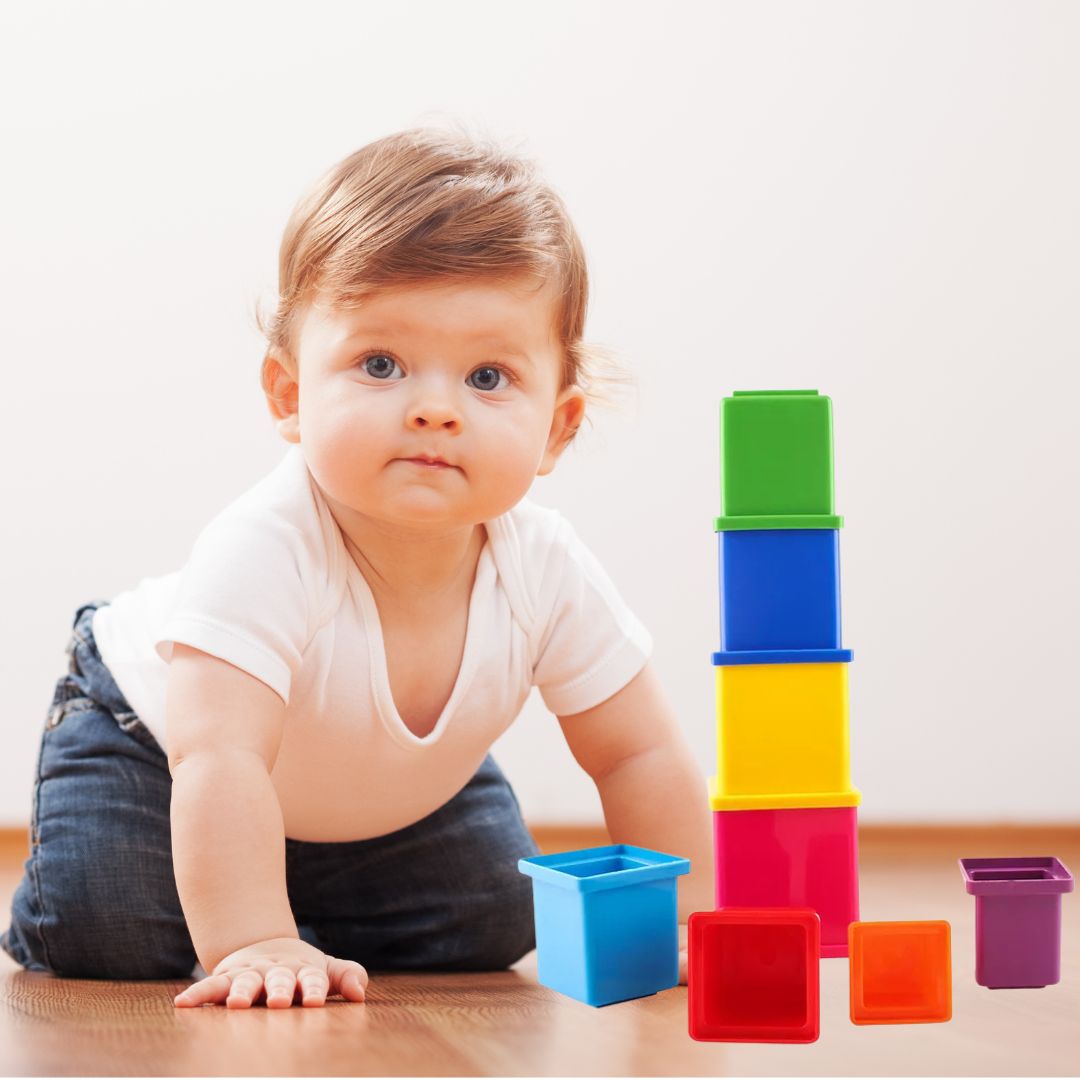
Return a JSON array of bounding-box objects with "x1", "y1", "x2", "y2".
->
[
  {"x1": 226, "y1": 970, "x2": 266, "y2": 1009},
  {"x1": 264, "y1": 965, "x2": 301, "y2": 1008},
  {"x1": 174, "y1": 973, "x2": 232, "y2": 1008},
  {"x1": 326, "y1": 956, "x2": 368, "y2": 1003}
]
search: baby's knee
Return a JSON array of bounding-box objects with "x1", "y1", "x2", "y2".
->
[
  {"x1": 4, "y1": 908, "x2": 195, "y2": 980},
  {"x1": 51, "y1": 925, "x2": 195, "y2": 981},
  {"x1": 457, "y1": 862, "x2": 537, "y2": 970},
  {"x1": 4, "y1": 865, "x2": 195, "y2": 980}
]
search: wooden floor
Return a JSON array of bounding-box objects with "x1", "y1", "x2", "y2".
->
[{"x1": 0, "y1": 824, "x2": 1077, "y2": 1077}]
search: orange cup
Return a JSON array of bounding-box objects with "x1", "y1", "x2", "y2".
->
[{"x1": 848, "y1": 921, "x2": 952, "y2": 1025}]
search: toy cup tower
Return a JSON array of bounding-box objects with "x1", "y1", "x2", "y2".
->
[{"x1": 710, "y1": 389, "x2": 860, "y2": 958}]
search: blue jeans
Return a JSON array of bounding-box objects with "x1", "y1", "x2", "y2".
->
[{"x1": 1, "y1": 600, "x2": 539, "y2": 981}]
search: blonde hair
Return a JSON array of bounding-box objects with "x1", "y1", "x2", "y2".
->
[{"x1": 253, "y1": 120, "x2": 634, "y2": 443}]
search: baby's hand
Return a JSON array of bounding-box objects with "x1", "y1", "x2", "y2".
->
[
  {"x1": 678, "y1": 923, "x2": 689, "y2": 986},
  {"x1": 173, "y1": 936, "x2": 368, "y2": 1008}
]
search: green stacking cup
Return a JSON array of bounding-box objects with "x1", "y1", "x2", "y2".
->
[{"x1": 715, "y1": 389, "x2": 843, "y2": 531}]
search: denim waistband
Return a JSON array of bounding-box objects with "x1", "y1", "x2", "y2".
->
[{"x1": 59, "y1": 599, "x2": 141, "y2": 726}]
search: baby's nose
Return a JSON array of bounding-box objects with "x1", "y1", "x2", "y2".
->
[{"x1": 406, "y1": 398, "x2": 462, "y2": 432}]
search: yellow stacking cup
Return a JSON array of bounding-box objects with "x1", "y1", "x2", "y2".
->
[{"x1": 711, "y1": 661, "x2": 860, "y2": 811}]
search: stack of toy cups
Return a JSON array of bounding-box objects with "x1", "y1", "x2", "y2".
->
[{"x1": 711, "y1": 390, "x2": 860, "y2": 958}]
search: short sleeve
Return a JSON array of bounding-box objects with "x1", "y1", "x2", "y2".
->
[
  {"x1": 532, "y1": 518, "x2": 653, "y2": 717},
  {"x1": 153, "y1": 513, "x2": 316, "y2": 707}
]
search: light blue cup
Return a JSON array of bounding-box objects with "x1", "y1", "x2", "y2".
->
[{"x1": 518, "y1": 844, "x2": 690, "y2": 1007}]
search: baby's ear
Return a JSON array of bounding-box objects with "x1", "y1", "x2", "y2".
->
[
  {"x1": 538, "y1": 386, "x2": 586, "y2": 476},
  {"x1": 262, "y1": 353, "x2": 300, "y2": 443}
]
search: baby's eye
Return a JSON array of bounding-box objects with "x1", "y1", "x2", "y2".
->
[
  {"x1": 467, "y1": 366, "x2": 512, "y2": 392},
  {"x1": 361, "y1": 354, "x2": 402, "y2": 380}
]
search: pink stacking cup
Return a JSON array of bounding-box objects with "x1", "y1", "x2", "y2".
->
[{"x1": 714, "y1": 805, "x2": 859, "y2": 958}]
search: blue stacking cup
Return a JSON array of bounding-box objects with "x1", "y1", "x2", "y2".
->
[
  {"x1": 518, "y1": 844, "x2": 690, "y2": 1007},
  {"x1": 716, "y1": 528, "x2": 847, "y2": 656}
]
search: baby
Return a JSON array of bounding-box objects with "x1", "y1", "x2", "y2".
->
[{"x1": 1, "y1": 124, "x2": 712, "y2": 1008}]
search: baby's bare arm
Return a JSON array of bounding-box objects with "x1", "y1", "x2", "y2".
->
[
  {"x1": 171, "y1": 751, "x2": 298, "y2": 973},
  {"x1": 166, "y1": 644, "x2": 367, "y2": 1007}
]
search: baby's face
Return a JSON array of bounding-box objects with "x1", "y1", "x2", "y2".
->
[{"x1": 277, "y1": 275, "x2": 584, "y2": 530}]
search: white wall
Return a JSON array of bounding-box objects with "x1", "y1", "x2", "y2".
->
[{"x1": 3, "y1": 0, "x2": 1077, "y2": 826}]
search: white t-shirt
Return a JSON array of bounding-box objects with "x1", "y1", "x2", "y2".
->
[{"x1": 92, "y1": 445, "x2": 653, "y2": 842}]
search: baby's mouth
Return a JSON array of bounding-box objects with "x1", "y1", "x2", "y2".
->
[{"x1": 402, "y1": 457, "x2": 454, "y2": 470}]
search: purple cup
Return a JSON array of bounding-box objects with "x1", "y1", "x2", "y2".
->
[{"x1": 959, "y1": 857, "x2": 1073, "y2": 989}]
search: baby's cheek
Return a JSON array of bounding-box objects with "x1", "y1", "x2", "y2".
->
[
  {"x1": 480, "y1": 439, "x2": 546, "y2": 506},
  {"x1": 304, "y1": 415, "x2": 386, "y2": 499},
  {"x1": 496, "y1": 436, "x2": 534, "y2": 472}
]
